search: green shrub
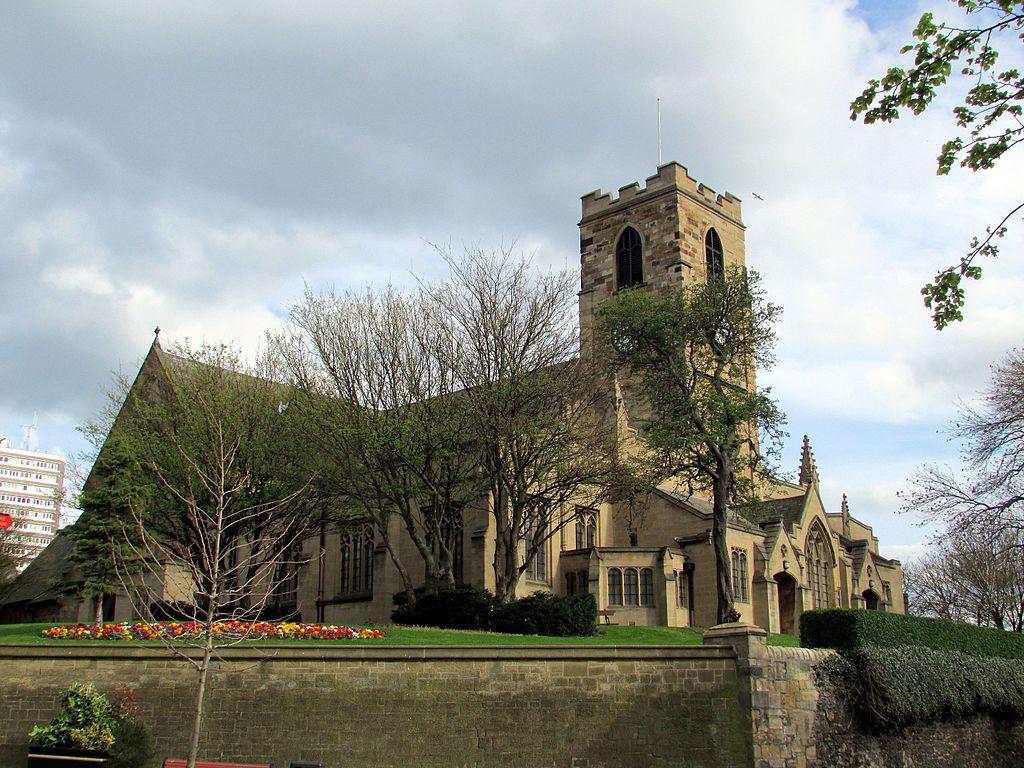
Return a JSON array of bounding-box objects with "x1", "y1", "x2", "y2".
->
[
  {"x1": 801, "y1": 608, "x2": 1024, "y2": 659},
  {"x1": 108, "y1": 718, "x2": 155, "y2": 768},
  {"x1": 29, "y1": 684, "x2": 117, "y2": 752},
  {"x1": 392, "y1": 586, "x2": 498, "y2": 630},
  {"x1": 491, "y1": 591, "x2": 597, "y2": 637},
  {"x1": 391, "y1": 587, "x2": 597, "y2": 636},
  {"x1": 820, "y1": 646, "x2": 1024, "y2": 732}
]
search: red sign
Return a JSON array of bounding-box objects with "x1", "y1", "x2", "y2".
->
[{"x1": 0, "y1": 512, "x2": 11, "y2": 530}]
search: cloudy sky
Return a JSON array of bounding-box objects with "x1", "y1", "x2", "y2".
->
[{"x1": 2, "y1": 0, "x2": 1021, "y2": 560}]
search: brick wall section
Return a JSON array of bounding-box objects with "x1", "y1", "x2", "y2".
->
[{"x1": 0, "y1": 645, "x2": 751, "y2": 768}]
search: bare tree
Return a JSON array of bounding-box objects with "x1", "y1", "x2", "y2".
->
[
  {"x1": 104, "y1": 341, "x2": 321, "y2": 768},
  {"x1": 904, "y1": 349, "x2": 1024, "y2": 537},
  {"x1": 428, "y1": 246, "x2": 617, "y2": 601},
  {"x1": 282, "y1": 285, "x2": 487, "y2": 598},
  {"x1": 905, "y1": 526, "x2": 1024, "y2": 631}
]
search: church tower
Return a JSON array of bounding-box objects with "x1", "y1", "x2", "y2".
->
[{"x1": 577, "y1": 162, "x2": 745, "y2": 350}]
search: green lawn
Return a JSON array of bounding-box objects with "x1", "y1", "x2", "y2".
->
[{"x1": 0, "y1": 622, "x2": 799, "y2": 647}]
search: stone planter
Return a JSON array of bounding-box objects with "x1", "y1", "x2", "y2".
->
[{"x1": 27, "y1": 745, "x2": 108, "y2": 767}]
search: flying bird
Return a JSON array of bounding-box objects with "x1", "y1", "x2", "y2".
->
[{"x1": 752, "y1": 192, "x2": 764, "y2": 201}]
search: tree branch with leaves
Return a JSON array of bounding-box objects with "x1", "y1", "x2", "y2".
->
[{"x1": 852, "y1": 0, "x2": 1024, "y2": 328}]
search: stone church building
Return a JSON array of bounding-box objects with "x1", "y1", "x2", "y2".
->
[{"x1": 0, "y1": 162, "x2": 905, "y2": 633}]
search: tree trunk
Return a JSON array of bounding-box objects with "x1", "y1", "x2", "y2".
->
[
  {"x1": 187, "y1": 632, "x2": 214, "y2": 768},
  {"x1": 383, "y1": 537, "x2": 416, "y2": 606},
  {"x1": 711, "y1": 465, "x2": 736, "y2": 624},
  {"x1": 93, "y1": 595, "x2": 103, "y2": 627}
]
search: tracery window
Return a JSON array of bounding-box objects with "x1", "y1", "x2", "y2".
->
[
  {"x1": 577, "y1": 569, "x2": 589, "y2": 594},
  {"x1": 340, "y1": 530, "x2": 374, "y2": 595},
  {"x1": 525, "y1": 517, "x2": 547, "y2": 582},
  {"x1": 566, "y1": 571, "x2": 577, "y2": 596},
  {"x1": 616, "y1": 227, "x2": 644, "y2": 289},
  {"x1": 806, "y1": 525, "x2": 833, "y2": 609},
  {"x1": 705, "y1": 228, "x2": 724, "y2": 281},
  {"x1": 575, "y1": 508, "x2": 597, "y2": 549}
]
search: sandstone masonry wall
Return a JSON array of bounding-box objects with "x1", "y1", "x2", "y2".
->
[
  {"x1": 0, "y1": 645, "x2": 750, "y2": 768},
  {"x1": 706, "y1": 624, "x2": 1024, "y2": 768}
]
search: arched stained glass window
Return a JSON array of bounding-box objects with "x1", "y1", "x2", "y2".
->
[
  {"x1": 339, "y1": 535, "x2": 351, "y2": 593},
  {"x1": 363, "y1": 534, "x2": 375, "y2": 593},
  {"x1": 616, "y1": 227, "x2": 644, "y2": 289},
  {"x1": 806, "y1": 525, "x2": 834, "y2": 609},
  {"x1": 705, "y1": 228, "x2": 724, "y2": 281}
]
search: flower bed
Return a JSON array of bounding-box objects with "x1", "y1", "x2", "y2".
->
[{"x1": 40, "y1": 621, "x2": 386, "y2": 641}]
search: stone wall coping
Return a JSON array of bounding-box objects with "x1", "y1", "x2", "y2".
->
[
  {"x1": 703, "y1": 622, "x2": 768, "y2": 639},
  {"x1": 0, "y1": 643, "x2": 736, "y2": 663},
  {"x1": 764, "y1": 644, "x2": 834, "y2": 661}
]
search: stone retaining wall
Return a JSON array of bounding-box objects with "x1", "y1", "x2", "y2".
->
[
  {"x1": 0, "y1": 644, "x2": 750, "y2": 768},
  {"x1": 704, "y1": 624, "x2": 1024, "y2": 768}
]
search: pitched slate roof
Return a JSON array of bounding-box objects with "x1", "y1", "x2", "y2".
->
[
  {"x1": 1, "y1": 530, "x2": 76, "y2": 607},
  {"x1": 734, "y1": 493, "x2": 807, "y2": 530}
]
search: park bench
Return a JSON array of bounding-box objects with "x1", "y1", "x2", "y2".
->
[
  {"x1": 598, "y1": 608, "x2": 616, "y2": 625},
  {"x1": 163, "y1": 761, "x2": 271, "y2": 768}
]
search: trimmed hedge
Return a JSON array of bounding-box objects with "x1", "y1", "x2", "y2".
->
[
  {"x1": 391, "y1": 587, "x2": 498, "y2": 630},
  {"x1": 491, "y1": 592, "x2": 598, "y2": 637},
  {"x1": 392, "y1": 587, "x2": 598, "y2": 637},
  {"x1": 801, "y1": 608, "x2": 1024, "y2": 660},
  {"x1": 820, "y1": 646, "x2": 1024, "y2": 732}
]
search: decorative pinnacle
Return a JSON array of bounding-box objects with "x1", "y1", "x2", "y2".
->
[
  {"x1": 841, "y1": 493, "x2": 849, "y2": 517},
  {"x1": 153, "y1": 326, "x2": 162, "y2": 349},
  {"x1": 798, "y1": 435, "x2": 819, "y2": 487}
]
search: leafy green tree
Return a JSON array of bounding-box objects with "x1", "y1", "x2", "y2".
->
[
  {"x1": 851, "y1": 1, "x2": 1024, "y2": 328},
  {"x1": 59, "y1": 438, "x2": 145, "y2": 625},
  {"x1": 100, "y1": 341, "x2": 322, "y2": 768},
  {"x1": 598, "y1": 267, "x2": 785, "y2": 623}
]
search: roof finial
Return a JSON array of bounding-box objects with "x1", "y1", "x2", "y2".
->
[
  {"x1": 798, "y1": 434, "x2": 819, "y2": 487},
  {"x1": 153, "y1": 326, "x2": 162, "y2": 348},
  {"x1": 841, "y1": 493, "x2": 849, "y2": 516}
]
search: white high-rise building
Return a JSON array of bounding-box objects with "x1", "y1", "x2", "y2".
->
[{"x1": 0, "y1": 435, "x2": 65, "y2": 572}]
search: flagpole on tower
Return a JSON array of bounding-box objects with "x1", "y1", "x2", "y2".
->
[{"x1": 657, "y1": 97, "x2": 663, "y2": 166}]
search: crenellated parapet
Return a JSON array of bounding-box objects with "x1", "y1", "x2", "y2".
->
[{"x1": 580, "y1": 162, "x2": 742, "y2": 223}]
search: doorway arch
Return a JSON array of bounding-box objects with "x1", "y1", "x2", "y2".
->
[
  {"x1": 775, "y1": 571, "x2": 798, "y2": 635},
  {"x1": 862, "y1": 589, "x2": 880, "y2": 610}
]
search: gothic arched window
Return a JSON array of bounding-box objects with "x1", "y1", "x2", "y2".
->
[
  {"x1": 731, "y1": 549, "x2": 749, "y2": 602},
  {"x1": 705, "y1": 228, "x2": 724, "y2": 281},
  {"x1": 806, "y1": 525, "x2": 834, "y2": 609},
  {"x1": 616, "y1": 227, "x2": 644, "y2": 289}
]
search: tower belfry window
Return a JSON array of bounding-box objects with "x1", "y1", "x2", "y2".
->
[
  {"x1": 616, "y1": 227, "x2": 643, "y2": 289},
  {"x1": 705, "y1": 228, "x2": 724, "y2": 281}
]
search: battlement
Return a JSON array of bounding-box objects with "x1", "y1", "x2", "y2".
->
[{"x1": 580, "y1": 162, "x2": 742, "y2": 222}]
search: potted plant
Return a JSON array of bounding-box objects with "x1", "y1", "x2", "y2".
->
[{"x1": 28, "y1": 684, "x2": 116, "y2": 766}]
